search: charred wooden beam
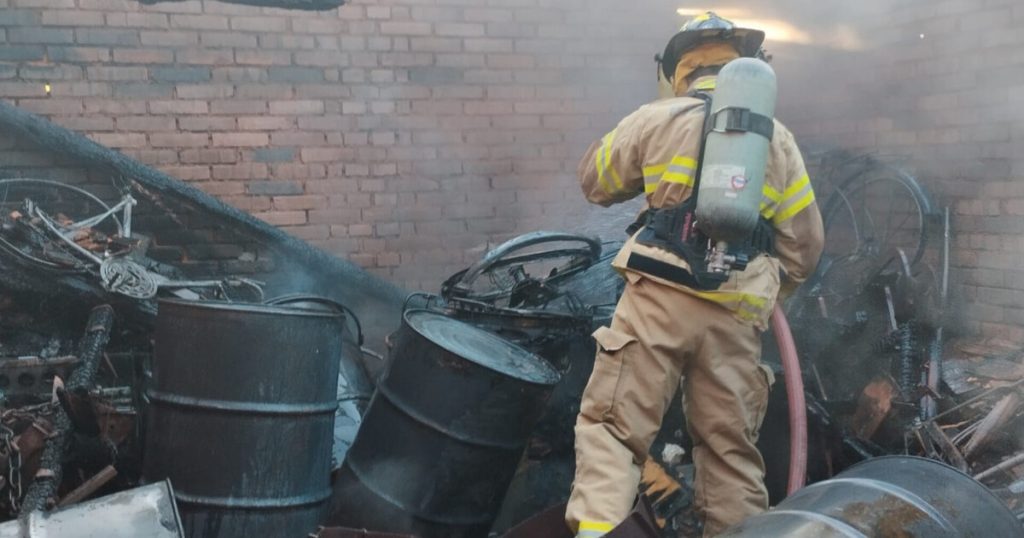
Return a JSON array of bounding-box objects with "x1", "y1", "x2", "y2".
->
[{"x1": 19, "y1": 305, "x2": 114, "y2": 515}]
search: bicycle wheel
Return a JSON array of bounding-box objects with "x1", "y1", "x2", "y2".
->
[{"x1": 821, "y1": 165, "x2": 932, "y2": 273}]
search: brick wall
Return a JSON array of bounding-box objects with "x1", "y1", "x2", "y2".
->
[
  {"x1": 3, "y1": 0, "x2": 1023, "y2": 338},
  {"x1": 0, "y1": 0, "x2": 678, "y2": 290},
  {"x1": 776, "y1": 0, "x2": 1024, "y2": 339}
]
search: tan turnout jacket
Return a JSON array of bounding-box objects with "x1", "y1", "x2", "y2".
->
[{"x1": 579, "y1": 77, "x2": 825, "y2": 328}]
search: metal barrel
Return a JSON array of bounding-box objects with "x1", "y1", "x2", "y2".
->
[
  {"x1": 720, "y1": 456, "x2": 1024, "y2": 538},
  {"x1": 327, "y1": 309, "x2": 560, "y2": 538},
  {"x1": 143, "y1": 299, "x2": 345, "y2": 538}
]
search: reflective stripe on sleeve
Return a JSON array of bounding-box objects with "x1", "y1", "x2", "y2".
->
[
  {"x1": 595, "y1": 129, "x2": 625, "y2": 194},
  {"x1": 642, "y1": 155, "x2": 696, "y2": 194},
  {"x1": 773, "y1": 174, "x2": 815, "y2": 224}
]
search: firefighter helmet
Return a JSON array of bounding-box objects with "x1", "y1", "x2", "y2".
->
[{"x1": 660, "y1": 12, "x2": 766, "y2": 81}]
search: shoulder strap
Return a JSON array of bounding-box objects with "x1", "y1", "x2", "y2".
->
[{"x1": 690, "y1": 91, "x2": 714, "y2": 203}]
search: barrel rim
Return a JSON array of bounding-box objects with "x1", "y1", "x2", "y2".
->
[
  {"x1": 401, "y1": 309, "x2": 561, "y2": 386},
  {"x1": 843, "y1": 455, "x2": 1020, "y2": 522},
  {"x1": 158, "y1": 297, "x2": 343, "y2": 319},
  {"x1": 341, "y1": 460, "x2": 496, "y2": 527}
]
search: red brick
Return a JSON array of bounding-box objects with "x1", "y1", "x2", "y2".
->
[
  {"x1": 268, "y1": 100, "x2": 324, "y2": 115},
  {"x1": 16, "y1": 99, "x2": 83, "y2": 114},
  {"x1": 291, "y1": 18, "x2": 345, "y2": 34},
  {"x1": 193, "y1": 181, "x2": 246, "y2": 196},
  {"x1": 88, "y1": 132, "x2": 147, "y2": 148},
  {"x1": 176, "y1": 84, "x2": 235, "y2": 99},
  {"x1": 149, "y1": 132, "x2": 209, "y2": 147},
  {"x1": 300, "y1": 147, "x2": 355, "y2": 162},
  {"x1": 230, "y1": 16, "x2": 287, "y2": 32},
  {"x1": 210, "y1": 100, "x2": 267, "y2": 114},
  {"x1": 112, "y1": 49, "x2": 174, "y2": 64},
  {"x1": 181, "y1": 148, "x2": 237, "y2": 164},
  {"x1": 139, "y1": 30, "x2": 198, "y2": 47},
  {"x1": 380, "y1": 22, "x2": 432, "y2": 36},
  {"x1": 87, "y1": 66, "x2": 148, "y2": 81},
  {"x1": 175, "y1": 49, "x2": 234, "y2": 65},
  {"x1": 200, "y1": 32, "x2": 257, "y2": 48},
  {"x1": 212, "y1": 163, "x2": 268, "y2": 180},
  {"x1": 159, "y1": 165, "x2": 212, "y2": 181},
  {"x1": 270, "y1": 132, "x2": 326, "y2": 146},
  {"x1": 52, "y1": 116, "x2": 114, "y2": 131},
  {"x1": 170, "y1": 14, "x2": 228, "y2": 30},
  {"x1": 272, "y1": 195, "x2": 328, "y2": 211},
  {"x1": 436, "y1": 23, "x2": 486, "y2": 37},
  {"x1": 106, "y1": 13, "x2": 169, "y2": 28},
  {"x1": 41, "y1": 10, "x2": 104, "y2": 26},
  {"x1": 83, "y1": 98, "x2": 146, "y2": 114},
  {"x1": 255, "y1": 211, "x2": 307, "y2": 226},
  {"x1": 149, "y1": 100, "x2": 209, "y2": 114},
  {"x1": 212, "y1": 133, "x2": 269, "y2": 147},
  {"x1": 232, "y1": 50, "x2": 290, "y2": 66},
  {"x1": 237, "y1": 116, "x2": 294, "y2": 130},
  {"x1": 116, "y1": 116, "x2": 175, "y2": 131}
]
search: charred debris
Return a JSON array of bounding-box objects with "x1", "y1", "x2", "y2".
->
[{"x1": 0, "y1": 108, "x2": 1022, "y2": 537}]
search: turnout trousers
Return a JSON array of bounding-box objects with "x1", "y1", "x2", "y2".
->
[{"x1": 565, "y1": 273, "x2": 775, "y2": 537}]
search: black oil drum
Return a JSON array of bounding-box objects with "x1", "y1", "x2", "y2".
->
[
  {"x1": 327, "y1": 309, "x2": 560, "y2": 538},
  {"x1": 720, "y1": 456, "x2": 1024, "y2": 537},
  {"x1": 143, "y1": 299, "x2": 345, "y2": 538}
]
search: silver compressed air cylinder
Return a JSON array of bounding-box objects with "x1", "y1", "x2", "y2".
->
[{"x1": 695, "y1": 58, "x2": 777, "y2": 243}]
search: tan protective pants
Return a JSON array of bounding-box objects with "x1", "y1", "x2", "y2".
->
[{"x1": 565, "y1": 274, "x2": 775, "y2": 537}]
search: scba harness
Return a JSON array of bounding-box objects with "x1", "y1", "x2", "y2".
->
[{"x1": 627, "y1": 92, "x2": 775, "y2": 291}]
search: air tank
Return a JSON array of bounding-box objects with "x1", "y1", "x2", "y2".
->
[{"x1": 696, "y1": 57, "x2": 777, "y2": 243}]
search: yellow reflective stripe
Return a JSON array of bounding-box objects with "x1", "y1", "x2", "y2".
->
[
  {"x1": 643, "y1": 163, "x2": 668, "y2": 177},
  {"x1": 760, "y1": 201, "x2": 777, "y2": 220},
  {"x1": 610, "y1": 166, "x2": 624, "y2": 191},
  {"x1": 604, "y1": 129, "x2": 624, "y2": 191},
  {"x1": 781, "y1": 174, "x2": 811, "y2": 201},
  {"x1": 762, "y1": 184, "x2": 782, "y2": 203},
  {"x1": 595, "y1": 143, "x2": 609, "y2": 192},
  {"x1": 662, "y1": 171, "x2": 693, "y2": 186},
  {"x1": 593, "y1": 129, "x2": 614, "y2": 193},
  {"x1": 579, "y1": 521, "x2": 615, "y2": 533},
  {"x1": 642, "y1": 156, "x2": 697, "y2": 194},
  {"x1": 671, "y1": 155, "x2": 698, "y2": 169},
  {"x1": 774, "y1": 189, "x2": 816, "y2": 224},
  {"x1": 773, "y1": 174, "x2": 815, "y2": 223}
]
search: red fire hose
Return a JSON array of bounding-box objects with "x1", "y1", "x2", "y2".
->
[{"x1": 771, "y1": 304, "x2": 807, "y2": 495}]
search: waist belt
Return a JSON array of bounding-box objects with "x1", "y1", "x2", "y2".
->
[{"x1": 625, "y1": 203, "x2": 775, "y2": 290}]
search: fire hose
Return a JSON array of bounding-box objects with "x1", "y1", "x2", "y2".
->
[{"x1": 771, "y1": 304, "x2": 807, "y2": 495}]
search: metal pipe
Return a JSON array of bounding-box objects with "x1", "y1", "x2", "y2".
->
[
  {"x1": 974, "y1": 451, "x2": 1024, "y2": 481},
  {"x1": 771, "y1": 304, "x2": 807, "y2": 495},
  {"x1": 923, "y1": 206, "x2": 950, "y2": 419}
]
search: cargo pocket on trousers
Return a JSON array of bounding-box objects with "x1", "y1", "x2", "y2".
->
[
  {"x1": 753, "y1": 363, "x2": 776, "y2": 432},
  {"x1": 587, "y1": 326, "x2": 638, "y2": 421}
]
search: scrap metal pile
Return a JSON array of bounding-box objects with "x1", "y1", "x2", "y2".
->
[
  {"x1": 0, "y1": 146, "x2": 1021, "y2": 538},
  {"x1": 784, "y1": 151, "x2": 1024, "y2": 520}
]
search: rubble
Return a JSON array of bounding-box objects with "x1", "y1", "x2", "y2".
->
[{"x1": 0, "y1": 96, "x2": 1022, "y2": 536}]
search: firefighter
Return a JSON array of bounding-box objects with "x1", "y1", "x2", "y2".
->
[{"x1": 566, "y1": 12, "x2": 825, "y2": 537}]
